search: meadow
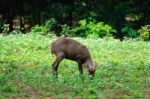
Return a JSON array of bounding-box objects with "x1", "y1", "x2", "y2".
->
[{"x1": 0, "y1": 34, "x2": 150, "y2": 98}]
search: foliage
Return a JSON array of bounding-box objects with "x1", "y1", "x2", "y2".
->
[
  {"x1": 1, "y1": 24, "x2": 10, "y2": 34},
  {"x1": 138, "y1": 25, "x2": 150, "y2": 41},
  {"x1": 30, "y1": 19, "x2": 116, "y2": 38},
  {"x1": 61, "y1": 24, "x2": 70, "y2": 36},
  {"x1": 0, "y1": 34, "x2": 150, "y2": 98},
  {"x1": 45, "y1": 18, "x2": 57, "y2": 30},
  {"x1": 30, "y1": 18, "x2": 57, "y2": 35},
  {"x1": 69, "y1": 19, "x2": 116, "y2": 38},
  {"x1": 0, "y1": 0, "x2": 150, "y2": 39},
  {"x1": 31, "y1": 25, "x2": 48, "y2": 35},
  {"x1": 122, "y1": 25, "x2": 139, "y2": 38}
]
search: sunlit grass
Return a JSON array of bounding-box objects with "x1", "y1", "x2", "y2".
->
[{"x1": 0, "y1": 34, "x2": 150, "y2": 98}]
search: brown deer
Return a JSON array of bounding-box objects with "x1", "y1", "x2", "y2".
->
[{"x1": 51, "y1": 37, "x2": 96, "y2": 77}]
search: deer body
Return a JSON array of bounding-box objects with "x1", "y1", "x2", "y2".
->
[{"x1": 51, "y1": 37, "x2": 95, "y2": 77}]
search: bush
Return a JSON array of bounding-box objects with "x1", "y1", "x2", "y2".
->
[
  {"x1": 61, "y1": 24, "x2": 70, "y2": 36},
  {"x1": 30, "y1": 18, "x2": 56, "y2": 35},
  {"x1": 31, "y1": 25, "x2": 47, "y2": 35},
  {"x1": 69, "y1": 19, "x2": 116, "y2": 38},
  {"x1": 138, "y1": 25, "x2": 150, "y2": 41},
  {"x1": 1, "y1": 24, "x2": 10, "y2": 34},
  {"x1": 121, "y1": 25, "x2": 139, "y2": 38},
  {"x1": 1, "y1": 24, "x2": 23, "y2": 34}
]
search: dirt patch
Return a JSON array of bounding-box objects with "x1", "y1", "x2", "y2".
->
[
  {"x1": 144, "y1": 91, "x2": 150, "y2": 97},
  {"x1": 112, "y1": 92, "x2": 129, "y2": 99}
]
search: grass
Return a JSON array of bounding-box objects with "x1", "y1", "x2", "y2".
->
[{"x1": 0, "y1": 34, "x2": 150, "y2": 98}]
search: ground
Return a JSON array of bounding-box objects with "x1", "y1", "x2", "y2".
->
[{"x1": 0, "y1": 34, "x2": 150, "y2": 98}]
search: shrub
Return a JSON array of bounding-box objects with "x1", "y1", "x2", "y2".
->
[
  {"x1": 121, "y1": 25, "x2": 139, "y2": 38},
  {"x1": 138, "y1": 25, "x2": 150, "y2": 41},
  {"x1": 31, "y1": 25, "x2": 47, "y2": 35},
  {"x1": 1, "y1": 24, "x2": 10, "y2": 34},
  {"x1": 69, "y1": 19, "x2": 116, "y2": 38},
  {"x1": 61, "y1": 24, "x2": 70, "y2": 36},
  {"x1": 30, "y1": 18, "x2": 56, "y2": 35},
  {"x1": 1, "y1": 24, "x2": 23, "y2": 34}
]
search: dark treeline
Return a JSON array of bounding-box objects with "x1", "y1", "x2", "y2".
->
[{"x1": 0, "y1": 0, "x2": 150, "y2": 39}]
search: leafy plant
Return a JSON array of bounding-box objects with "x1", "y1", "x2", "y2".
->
[
  {"x1": 138, "y1": 25, "x2": 150, "y2": 41},
  {"x1": 61, "y1": 24, "x2": 70, "y2": 36},
  {"x1": 31, "y1": 18, "x2": 57, "y2": 35},
  {"x1": 31, "y1": 25, "x2": 47, "y2": 35},
  {"x1": 122, "y1": 25, "x2": 139, "y2": 38},
  {"x1": 2, "y1": 24, "x2": 10, "y2": 34},
  {"x1": 70, "y1": 19, "x2": 116, "y2": 38},
  {"x1": 45, "y1": 18, "x2": 57, "y2": 31}
]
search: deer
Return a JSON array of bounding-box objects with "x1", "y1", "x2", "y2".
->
[{"x1": 51, "y1": 37, "x2": 96, "y2": 78}]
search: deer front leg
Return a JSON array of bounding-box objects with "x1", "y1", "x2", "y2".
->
[
  {"x1": 52, "y1": 53, "x2": 64, "y2": 78},
  {"x1": 78, "y1": 62, "x2": 83, "y2": 75}
]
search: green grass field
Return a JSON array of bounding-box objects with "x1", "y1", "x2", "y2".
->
[{"x1": 0, "y1": 34, "x2": 150, "y2": 98}]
